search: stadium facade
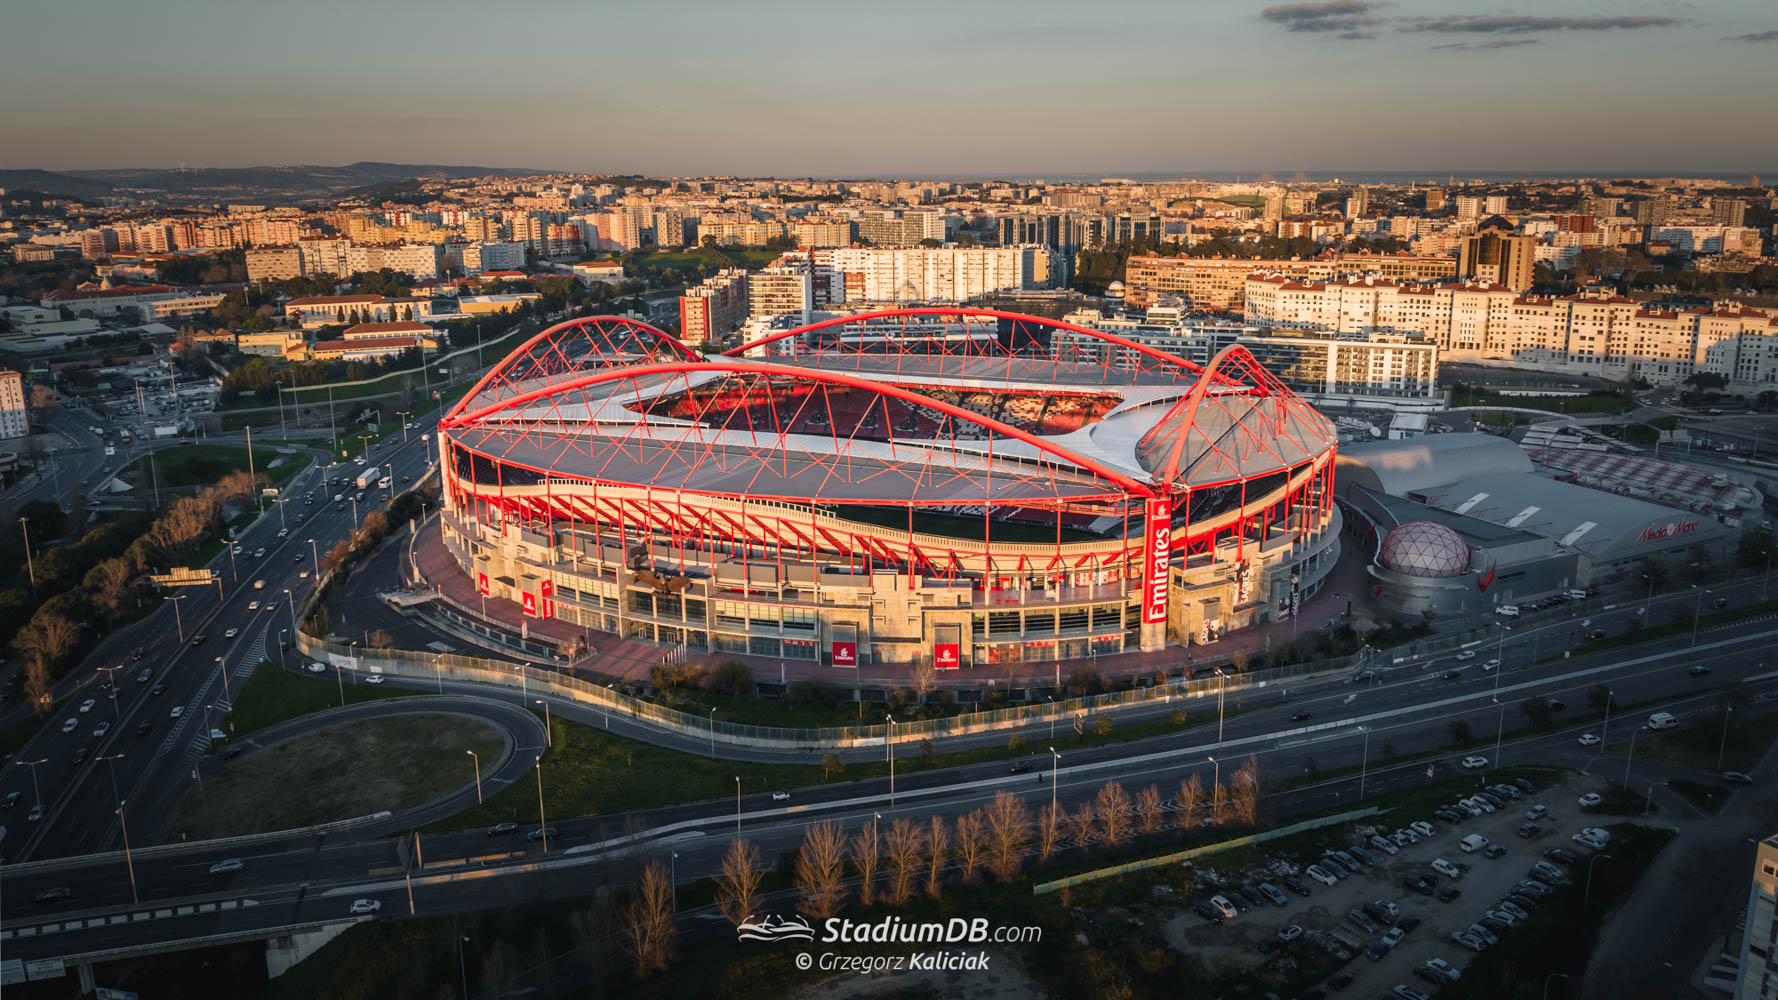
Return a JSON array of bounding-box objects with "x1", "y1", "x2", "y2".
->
[{"x1": 434, "y1": 310, "x2": 1341, "y2": 672}]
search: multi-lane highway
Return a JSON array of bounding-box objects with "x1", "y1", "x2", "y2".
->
[{"x1": 0, "y1": 416, "x2": 444, "y2": 866}]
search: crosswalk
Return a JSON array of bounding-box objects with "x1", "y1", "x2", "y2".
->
[{"x1": 181, "y1": 629, "x2": 269, "y2": 764}]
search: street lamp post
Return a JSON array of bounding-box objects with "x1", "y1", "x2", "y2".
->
[
  {"x1": 170, "y1": 593, "x2": 187, "y2": 643},
  {"x1": 18, "y1": 517, "x2": 35, "y2": 593},
  {"x1": 1583, "y1": 853, "x2": 1614, "y2": 910},
  {"x1": 534, "y1": 755, "x2": 547, "y2": 853},
  {"x1": 1691, "y1": 585, "x2": 1709, "y2": 648},
  {"x1": 885, "y1": 714, "x2": 896, "y2": 808},
  {"x1": 1049, "y1": 747, "x2": 1060, "y2": 816},
  {"x1": 708, "y1": 706, "x2": 717, "y2": 760},
  {"x1": 1046, "y1": 696, "x2": 1055, "y2": 739},
  {"x1": 1623, "y1": 725, "x2": 1639, "y2": 790},
  {"x1": 734, "y1": 775, "x2": 741, "y2": 835},
  {"x1": 1216, "y1": 669, "x2": 1228, "y2": 749},
  {"x1": 1208, "y1": 755, "x2": 1221, "y2": 816},
  {"x1": 1717, "y1": 705, "x2": 1735, "y2": 774},
  {"x1": 97, "y1": 665, "x2": 125, "y2": 717},
  {"x1": 465, "y1": 750, "x2": 482, "y2": 803},
  {"x1": 15, "y1": 758, "x2": 48, "y2": 809},
  {"x1": 116, "y1": 799, "x2": 139, "y2": 905},
  {"x1": 1358, "y1": 727, "x2": 1371, "y2": 800},
  {"x1": 1601, "y1": 688, "x2": 1614, "y2": 747},
  {"x1": 1493, "y1": 699, "x2": 1506, "y2": 771},
  {"x1": 536, "y1": 699, "x2": 552, "y2": 747},
  {"x1": 434, "y1": 652, "x2": 445, "y2": 694}
]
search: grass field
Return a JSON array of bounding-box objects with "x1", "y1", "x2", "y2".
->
[
  {"x1": 632, "y1": 247, "x2": 778, "y2": 272},
  {"x1": 163, "y1": 712, "x2": 503, "y2": 841},
  {"x1": 125, "y1": 444, "x2": 311, "y2": 489},
  {"x1": 220, "y1": 662, "x2": 406, "y2": 737},
  {"x1": 1451, "y1": 390, "x2": 1631, "y2": 415}
]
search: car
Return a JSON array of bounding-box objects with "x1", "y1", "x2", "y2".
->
[
  {"x1": 1513, "y1": 777, "x2": 1536, "y2": 793},
  {"x1": 1532, "y1": 862, "x2": 1571, "y2": 883},
  {"x1": 35, "y1": 888, "x2": 73, "y2": 904},
  {"x1": 1469, "y1": 796, "x2": 1496, "y2": 814},
  {"x1": 1330, "y1": 849, "x2": 1362, "y2": 870},
  {"x1": 0, "y1": 791, "x2": 16, "y2": 809},
  {"x1": 1008, "y1": 761, "x2": 1032, "y2": 774},
  {"x1": 1486, "y1": 907, "x2": 1519, "y2": 927},
  {"x1": 1574, "y1": 827, "x2": 1611, "y2": 848},
  {"x1": 1430, "y1": 856, "x2": 1462, "y2": 878},
  {"x1": 1689, "y1": 664, "x2": 1711, "y2": 676},
  {"x1": 1461, "y1": 755, "x2": 1488, "y2": 769},
  {"x1": 1493, "y1": 784, "x2": 1522, "y2": 799},
  {"x1": 1424, "y1": 958, "x2": 1462, "y2": 982},
  {"x1": 135, "y1": 668, "x2": 152, "y2": 684},
  {"x1": 1259, "y1": 883, "x2": 1290, "y2": 906},
  {"x1": 1450, "y1": 930, "x2": 1485, "y2": 952},
  {"x1": 92, "y1": 721, "x2": 111, "y2": 738},
  {"x1": 1383, "y1": 927, "x2": 1407, "y2": 947},
  {"x1": 253, "y1": 548, "x2": 266, "y2": 558},
  {"x1": 526, "y1": 827, "x2": 559, "y2": 842},
  {"x1": 1367, "y1": 899, "x2": 1400, "y2": 923},
  {"x1": 1277, "y1": 923, "x2": 1303, "y2": 942},
  {"x1": 1349, "y1": 670, "x2": 1377, "y2": 684},
  {"x1": 209, "y1": 858, "x2": 244, "y2": 875},
  {"x1": 136, "y1": 721, "x2": 152, "y2": 737},
  {"x1": 1391, "y1": 984, "x2": 1431, "y2": 1000},
  {"x1": 365, "y1": 675, "x2": 386, "y2": 685},
  {"x1": 1479, "y1": 792, "x2": 1507, "y2": 809},
  {"x1": 1481, "y1": 659, "x2": 1501, "y2": 672},
  {"x1": 1577, "y1": 792, "x2": 1602, "y2": 807},
  {"x1": 1467, "y1": 922, "x2": 1499, "y2": 946},
  {"x1": 298, "y1": 570, "x2": 310, "y2": 579},
  {"x1": 1398, "y1": 914, "x2": 1421, "y2": 932},
  {"x1": 487, "y1": 822, "x2": 519, "y2": 836},
  {"x1": 1577, "y1": 733, "x2": 1601, "y2": 747},
  {"x1": 1281, "y1": 876, "x2": 1312, "y2": 896},
  {"x1": 1402, "y1": 876, "x2": 1434, "y2": 896},
  {"x1": 1229, "y1": 888, "x2": 1259, "y2": 911},
  {"x1": 1193, "y1": 900, "x2": 1224, "y2": 923},
  {"x1": 151, "y1": 683, "x2": 165, "y2": 696},
  {"x1": 169, "y1": 705, "x2": 183, "y2": 718},
  {"x1": 1724, "y1": 771, "x2": 1755, "y2": 784},
  {"x1": 1349, "y1": 846, "x2": 1378, "y2": 867},
  {"x1": 1320, "y1": 856, "x2": 1350, "y2": 876},
  {"x1": 1416, "y1": 966, "x2": 1457, "y2": 987},
  {"x1": 1440, "y1": 669, "x2": 1463, "y2": 680},
  {"x1": 1544, "y1": 847, "x2": 1579, "y2": 866},
  {"x1": 1326, "y1": 972, "x2": 1353, "y2": 991},
  {"x1": 1497, "y1": 900, "x2": 1530, "y2": 921},
  {"x1": 221, "y1": 744, "x2": 245, "y2": 760},
  {"x1": 1210, "y1": 895, "x2": 1239, "y2": 919},
  {"x1": 28, "y1": 803, "x2": 45, "y2": 822},
  {"x1": 277, "y1": 528, "x2": 289, "y2": 538},
  {"x1": 1546, "y1": 698, "x2": 1567, "y2": 711},
  {"x1": 61, "y1": 717, "x2": 78, "y2": 734},
  {"x1": 224, "y1": 627, "x2": 239, "y2": 639},
  {"x1": 1506, "y1": 892, "x2": 1540, "y2": 912},
  {"x1": 1347, "y1": 909, "x2": 1379, "y2": 933},
  {"x1": 1454, "y1": 649, "x2": 1477, "y2": 661},
  {"x1": 1583, "y1": 628, "x2": 1608, "y2": 640},
  {"x1": 349, "y1": 899, "x2": 381, "y2": 915},
  {"x1": 1496, "y1": 605, "x2": 1520, "y2": 617},
  {"x1": 248, "y1": 601, "x2": 261, "y2": 611},
  {"x1": 1516, "y1": 880, "x2": 1551, "y2": 899},
  {"x1": 1371, "y1": 835, "x2": 1400, "y2": 855},
  {"x1": 306, "y1": 662, "x2": 326, "y2": 674},
  {"x1": 1290, "y1": 710, "x2": 1313, "y2": 721},
  {"x1": 1480, "y1": 915, "x2": 1512, "y2": 935},
  {"x1": 130, "y1": 646, "x2": 145, "y2": 661},
  {"x1": 1525, "y1": 804, "x2": 1548, "y2": 820},
  {"x1": 190, "y1": 634, "x2": 206, "y2": 645},
  {"x1": 1482, "y1": 844, "x2": 1508, "y2": 859},
  {"x1": 265, "y1": 602, "x2": 278, "y2": 611},
  {"x1": 1367, "y1": 940, "x2": 1394, "y2": 961},
  {"x1": 1306, "y1": 864, "x2": 1339, "y2": 886},
  {"x1": 1517, "y1": 823, "x2": 1540, "y2": 838},
  {"x1": 1411, "y1": 820, "x2": 1435, "y2": 837},
  {"x1": 79, "y1": 698, "x2": 95, "y2": 713}
]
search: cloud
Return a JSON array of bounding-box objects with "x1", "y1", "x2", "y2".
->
[
  {"x1": 1259, "y1": 1, "x2": 1391, "y2": 34},
  {"x1": 1397, "y1": 15, "x2": 1684, "y2": 34},
  {"x1": 1725, "y1": 29, "x2": 1778, "y2": 42},
  {"x1": 1429, "y1": 39, "x2": 1542, "y2": 50}
]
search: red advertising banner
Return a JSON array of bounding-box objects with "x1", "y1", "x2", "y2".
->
[
  {"x1": 539, "y1": 578, "x2": 554, "y2": 598},
  {"x1": 521, "y1": 592, "x2": 538, "y2": 617},
  {"x1": 1142, "y1": 497, "x2": 1173, "y2": 624},
  {"x1": 542, "y1": 599, "x2": 555, "y2": 619},
  {"x1": 477, "y1": 572, "x2": 491, "y2": 596},
  {"x1": 831, "y1": 641, "x2": 857, "y2": 668},
  {"x1": 934, "y1": 642, "x2": 961, "y2": 670}
]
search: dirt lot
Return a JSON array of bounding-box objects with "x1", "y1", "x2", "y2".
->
[{"x1": 1173, "y1": 769, "x2": 1616, "y2": 996}]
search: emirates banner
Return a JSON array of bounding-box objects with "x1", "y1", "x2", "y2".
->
[
  {"x1": 831, "y1": 641, "x2": 857, "y2": 668},
  {"x1": 1142, "y1": 497, "x2": 1173, "y2": 624},
  {"x1": 522, "y1": 591, "x2": 538, "y2": 617},
  {"x1": 934, "y1": 642, "x2": 961, "y2": 670},
  {"x1": 477, "y1": 572, "x2": 491, "y2": 596}
]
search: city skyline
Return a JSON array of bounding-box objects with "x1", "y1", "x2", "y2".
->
[{"x1": 3, "y1": 0, "x2": 1775, "y2": 176}]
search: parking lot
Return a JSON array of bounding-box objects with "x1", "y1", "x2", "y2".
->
[{"x1": 1180, "y1": 769, "x2": 1615, "y2": 997}]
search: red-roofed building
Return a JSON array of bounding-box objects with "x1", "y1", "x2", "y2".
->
[
  {"x1": 292, "y1": 335, "x2": 435, "y2": 362},
  {"x1": 41, "y1": 284, "x2": 178, "y2": 316}
]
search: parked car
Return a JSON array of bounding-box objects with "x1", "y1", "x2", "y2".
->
[
  {"x1": 1431, "y1": 858, "x2": 1463, "y2": 879},
  {"x1": 1307, "y1": 864, "x2": 1339, "y2": 886},
  {"x1": 1517, "y1": 823, "x2": 1540, "y2": 838},
  {"x1": 1210, "y1": 895, "x2": 1239, "y2": 920},
  {"x1": 1410, "y1": 820, "x2": 1435, "y2": 837},
  {"x1": 1281, "y1": 876, "x2": 1312, "y2": 896},
  {"x1": 1544, "y1": 847, "x2": 1580, "y2": 866},
  {"x1": 1450, "y1": 930, "x2": 1485, "y2": 952},
  {"x1": 1525, "y1": 804, "x2": 1548, "y2": 820},
  {"x1": 1577, "y1": 792, "x2": 1603, "y2": 807},
  {"x1": 1347, "y1": 909, "x2": 1379, "y2": 933},
  {"x1": 1724, "y1": 771, "x2": 1755, "y2": 784},
  {"x1": 1258, "y1": 883, "x2": 1290, "y2": 907},
  {"x1": 1482, "y1": 844, "x2": 1508, "y2": 859},
  {"x1": 1194, "y1": 900, "x2": 1224, "y2": 923}
]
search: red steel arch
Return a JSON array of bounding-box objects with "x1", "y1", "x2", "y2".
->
[
  {"x1": 440, "y1": 358, "x2": 1159, "y2": 500},
  {"x1": 1137, "y1": 344, "x2": 1336, "y2": 486},
  {"x1": 446, "y1": 314, "x2": 696, "y2": 424}
]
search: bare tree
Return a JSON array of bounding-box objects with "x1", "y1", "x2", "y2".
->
[
  {"x1": 926, "y1": 816, "x2": 949, "y2": 899},
  {"x1": 714, "y1": 838, "x2": 763, "y2": 926},
  {"x1": 1178, "y1": 774, "x2": 1204, "y2": 833},
  {"x1": 1135, "y1": 784, "x2": 1164, "y2": 835},
  {"x1": 1210, "y1": 780, "x2": 1232, "y2": 827},
  {"x1": 795, "y1": 821, "x2": 848, "y2": 918},
  {"x1": 366, "y1": 629, "x2": 394, "y2": 649},
  {"x1": 885, "y1": 818, "x2": 925, "y2": 904},
  {"x1": 16, "y1": 611, "x2": 78, "y2": 696},
  {"x1": 23, "y1": 660, "x2": 52, "y2": 716},
  {"x1": 954, "y1": 810, "x2": 987, "y2": 882},
  {"x1": 1229, "y1": 755, "x2": 1261, "y2": 827},
  {"x1": 851, "y1": 823, "x2": 882, "y2": 905},
  {"x1": 1037, "y1": 802, "x2": 1064, "y2": 861},
  {"x1": 479, "y1": 941, "x2": 514, "y2": 1000},
  {"x1": 1096, "y1": 781, "x2": 1132, "y2": 847},
  {"x1": 1070, "y1": 801, "x2": 1096, "y2": 848},
  {"x1": 983, "y1": 790, "x2": 1030, "y2": 881},
  {"x1": 86, "y1": 558, "x2": 137, "y2": 619},
  {"x1": 910, "y1": 659, "x2": 938, "y2": 700},
  {"x1": 568, "y1": 886, "x2": 615, "y2": 980},
  {"x1": 624, "y1": 858, "x2": 676, "y2": 978}
]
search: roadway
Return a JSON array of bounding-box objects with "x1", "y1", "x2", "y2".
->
[
  {"x1": 0, "y1": 415, "x2": 446, "y2": 867},
  {"x1": 1, "y1": 607, "x2": 1772, "y2": 961}
]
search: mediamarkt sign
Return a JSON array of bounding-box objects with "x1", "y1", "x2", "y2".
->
[{"x1": 1142, "y1": 497, "x2": 1172, "y2": 624}]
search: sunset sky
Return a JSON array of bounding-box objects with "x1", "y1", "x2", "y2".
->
[{"x1": 3, "y1": 0, "x2": 1775, "y2": 175}]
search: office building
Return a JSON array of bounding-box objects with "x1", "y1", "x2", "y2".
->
[
  {"x1": 0, "y1": 371, "x2": 28, "y2": 439},
  {"x1": 1454, "y1": 196, "x2": 1483, "y2": 221},
  {"x1": 1458, "y1": 222, "x2": 1537, "y2": 291}
]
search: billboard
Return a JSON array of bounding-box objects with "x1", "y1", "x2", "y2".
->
[
  {"x1": 521, "y1": 591, "x2": 538, "y2": 617},
  {"x1": 1142, "y1": 497, "x2": 1173, "y2": 624},
  {"x1": 477, "y1": 572, "x2": 491, "y2": 595},
  {"x1": 831, "y1": 641, "x2": 856, "y2": 668},
  {"x1": 934, "y1": 643, "x2": 960, "y2": 670}
]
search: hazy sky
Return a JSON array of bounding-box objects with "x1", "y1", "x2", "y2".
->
[{"x1": 3, "y1": 0, "x2": 1775, "y2": 176}]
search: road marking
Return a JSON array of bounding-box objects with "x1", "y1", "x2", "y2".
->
[
  {"x1": 220, "y1": 900, "x2": 236, "y2": 910},
  {"x1": 154, "y1": 909, "x2": 171, "y2": 918}
]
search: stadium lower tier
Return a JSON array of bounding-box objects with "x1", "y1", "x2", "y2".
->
[{"x1": 434, "y1": 488, "x2": 1342, "y2": 672}]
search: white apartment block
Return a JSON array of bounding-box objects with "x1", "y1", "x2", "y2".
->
[
  {"x1": 697, "y1": 219, "x2": 787, "y2": 246},
  {"x1": 0, "y1": 371, "x2": 29, "y2": 439},
  {"x1": 462, "y1": 241, "x2": 526, "y2": 274},
  {"x1": 246, "y1": 246, "x2": 303, "y2": 282},
  {"x1": 650, "y1": 209, "x2": 687, "y2": 248},
  {"x1": 1243, "y1": 274, "x2": 1778, "y2": 387},
  {"x1": 344, "y1": 243, "x2": 440, "y2": 281},
  {"x1": 299, "y1": 239, "x2": 350, "y2": 279},
  {"x1": 746, "y1": 267, "x2": 812, "y2": 323},
  {"x1": 825, "y1": 246, "x2": 1042, "y2": 302}
]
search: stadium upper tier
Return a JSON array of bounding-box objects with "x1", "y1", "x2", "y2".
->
[{"x1": 439, "y1": 311, "x2": 1337, "y2": 510}]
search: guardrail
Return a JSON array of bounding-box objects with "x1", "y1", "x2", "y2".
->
[{"x1": 0, "y1": 811, "x2": 394, "y2": 876}]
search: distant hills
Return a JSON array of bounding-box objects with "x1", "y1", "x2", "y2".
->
[{"x1": 0, "y1": 162, "x2": 548, "y2": 204}]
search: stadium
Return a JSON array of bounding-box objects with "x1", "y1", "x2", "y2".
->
[{"x1": 434, "y1": 309, "x2": 1342, "y2": 674}]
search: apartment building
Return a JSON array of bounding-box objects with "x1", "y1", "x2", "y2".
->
[
  {"x1": 697, "y1": 218, "x2": 786, "y2": 247},
  {"x1": 283, "y1": 294, "x2": 434, "y2": 328},
  {"x1": 462, "y1": 241, "x2": 526, "y2": 274},
  {"x1": 1458, "y1": 224, "x2": 1538, "y2": 291},
  {"x1": 791, "y1": 218, "x2": 854, "y2": 249},
  {"x1": 1124, "y1": 254, "x2": 1458, "y2": 311},
  {"x1": 680, "y1": 268, "x2": 750, "y2": 345},
  {"x1": 1735, "y1": 834, "x2": 1778, "y2": 1000},
  {"x1": 856, "y1": 209, "x2": 945, "y2": 247},
  {"x1": 246, "y1": 246, "x2": 304, "y2": 282},
  {"x1": 344, "y1": 243, "x2": 440, "y2": 281},
  {"x1": 0, "y1": 371, "x2": 29, "y2": 439},
  {"x1": 746, "y1": 267, "x2": 812, "y2": 323},
  {"x1": 650, "y1": 209, "x2": 687, "y2": 248},
  {"x1": 824, "y1": 246, "x2": 1043, "y2": 302}
]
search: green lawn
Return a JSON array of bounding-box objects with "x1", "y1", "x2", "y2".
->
[
  {"x1": 124, "y1": 444, "x2": 310, "y2": 489},
  {"x1": 1451, "y1": 390, "x2": 1631, "y2": 415},
  {"x1": 632, "y1": 247, "x2": 778, "y2": 272},
  {"x1": 164, "y1": 712, "x2": 504, "y2": 841},
  {"x1": 220, "y1": 662, "x2": 406, "y2": 738}
]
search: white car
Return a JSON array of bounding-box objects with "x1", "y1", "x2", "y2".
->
[
  {"x1": 1424, "y1": 957, "x2": 1462, "y2": 981},
  {"x1": 1431, "y1": 858, "x2": 1462, "y2": 879},
  {"x1": 170, "y1": 705, "x2": 184, "y2": 718},
  {"x1": 1454, "y1": 650, "x2": 1477, "y2": 661},
  {"x1": 364, "y1": 675, "x2": 385, "y2": 685},
  {"x1": 224, "y1": 628, "x2": 239, "y2": 638},
  {"x1": 248, "y1": 601, "x2": 261, "y2": 611},
  {"x1": 92, "y1": 722, "x2": 110, "y2": 738},
  {"x1": 1461, "y1": 755, "x2": 1489, "y2": 770},
  {"x1": 277, "y1": 528, "x2": 289, "y2": 538},
  {"x1": 1577, "y1": 793, "x2": 1602, "y2": 808},
  {"x1": 1451, "y1": 931, "x2": 1486, "y2": 952},
  {"x1": 61, "y1": 717, "x2": 78, "y2": 733},
  {"x1": 1210, "y1": 895, "x2": 1239, "y2": 919},
  {"x1": 209, "y1": 858, "x2": 245, "y2": 875},
  {"x1": 1410, "y1": 821, "x2": 1435, "y2": 837},
  {"x1": 1277, "y1": 923, "x2": 1303, "y2": 942},
  {"x1": 1577, "y1": 733, "x2": 1601, "y2": 747},
  {"x1": 1306, "y1": 864, "x2": 1339, "y2": 886},
  {"x1": 770, "y1": 790, "x2": 791, "y2": 801},
  {"x1": 1574, "y1": 827, "x2": 1610, "y2": 849},
  {"x1": 1481, "y1": 659, "x2": 1501, "y2": 672},
  {"x1": 79, "y1": 699, "x2": 95, "y2": 713},
  {"x1": 307, "y1": 662, "x2": 326, "y2": 674},
  {"x1": 349, "y1": 899, "x2": 381, "y2": 915}
]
